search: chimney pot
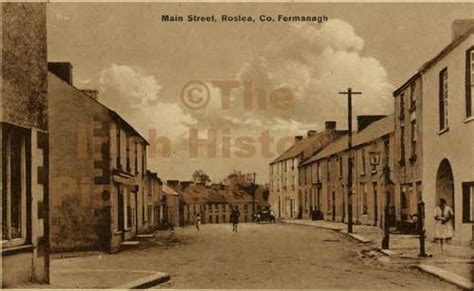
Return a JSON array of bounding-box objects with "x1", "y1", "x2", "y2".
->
[
  {"x1": 294, "y1": 135, "x2": 303, "y2": 143},
  {"x1": 307, "y1": 130, "x2": 317, "y2": 137},
  {"x1": 451, "y1": 19, "x2": 474, "y2": 41},
  {"x1": 48, "y1": 62, "x2": 73, "y2": 85}
]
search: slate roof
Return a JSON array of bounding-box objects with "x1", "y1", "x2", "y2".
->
[
  {"x1": 301, "y1": 114, "x2": 394, "y2": 165},
  {"x1": 181, "y1": 183, "x2": 254, "y2": 205},
  {"x1": 270, "y1": 130, "x2": 338, "y2": 165}
]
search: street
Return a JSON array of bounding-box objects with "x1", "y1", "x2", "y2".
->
[{"x1": 49, "y1": 222, "x2": 456, "y2": 289}]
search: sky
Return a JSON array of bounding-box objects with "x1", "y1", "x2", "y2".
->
[{"x1": 47, "y1": 2, "x2": 473, "y2": 183}]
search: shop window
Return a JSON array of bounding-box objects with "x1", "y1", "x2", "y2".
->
[{"x1": 1, "y1": 125, "x2": 30, "y2": 246}]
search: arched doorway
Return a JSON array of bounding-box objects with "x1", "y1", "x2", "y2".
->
[{"x1": 436, "y1": 159, "x2": 455, "y2": 226}]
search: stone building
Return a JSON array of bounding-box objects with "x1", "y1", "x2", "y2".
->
[
  {"x1": 393, "y1": 73, "x2": 423, "y2": 233},
  {"x1": 1, "y1": 2, "x2": 50, "y2": 286},
  {"x1": 48, "y1": 63, "x2": 150, "y2": 252},
  {"x1": 269, "y1": 122, "x2": 345, "y2": 219},
  {"x1": 418, "y1": 21, "x2": 474, "y2": 243},
  {"x1": 300, "y1": 115, "x2": 395, "y2": 227}
]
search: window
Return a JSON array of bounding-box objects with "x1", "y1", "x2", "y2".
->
[
  {"x1": 361, "y1": 148, "x2": 366, "y2": 174},
  {"x1": 410, "y1": 82, "x2": 416, "y2": 109},
  {"x1": 411, "y1": 120, "x2": 417, "y2": 158},
  {"x1": 466, "y1": 47, "x2": 474, "y2": 118},
  {"x1": 339, "y1": 156, "x2": 343, "y2": 178},
  {"x1": 134, "y1": 141, "x2": 138, "y2": 174},
  {"x1": 317, "y1": 163, "x2": 321, "y2": 182},
  {"x1": 400, "y1": 125, "x2": 406, "y2": 163},
  {"x1": 116, "y1": 127, "x2": 121, "y2": 168},
  {"x1": 126, "y1": 136, "x2": 130, "y2": 172},
  {"x1": 439, "y1": 68, "x2": 449, "y2": 130},
  {"x1": 326, "y1": 161, "x2": 330, "y2": 181},
  {"x1": 2, "y1": 126, "x2": 30, "y2": 246},
  {"x1": 127, "y1": 190, "x2": 132, "y2": 228},
  {"x1": 462, "y1": 182, "x2": 474, "y2": 223},
  {"x1": 142, "y1": 145, "x2": 146, "y2": 176},
  {"x1": 399, "y1": 92, "x2": 405, "y2": 118}
]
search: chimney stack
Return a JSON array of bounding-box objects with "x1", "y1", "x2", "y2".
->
[
  {"x1": 307, "y1": 130, "x2": 317, "y2": 137},
  {"x1": 451, "y1": 19, "x2": 474, "y2": 41},
  {"x1": 357, "y1": 115, "x2": 386, "y2": 132},
  {"x1": 167, "y1": 180, "x2": 180, "y2": 191},
  {"x1": 179, "y1": 181, "x2": 193, "y2": 191},
  {"x1": 48, "y1": 62, "x2": 73, "y2": 85},
  {"x1": 81, "y1": 89, "x2": 99, "y2": 100},
  {"x1": 325, "y1": 121, "x2": 337, "y2": 130},
  {"x1": 294, "y1": 135, "x2": 303, "y2": 143}
]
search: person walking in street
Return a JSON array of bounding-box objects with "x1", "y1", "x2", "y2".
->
[
  {"x1": 231, "y1": 206, "x2": 240, "y2": 232},
  {"x1": 434, "y1": 198, "x2": 454, "y2": 254},
  {"x1": 194, "y1": 213, "x2": 201, "y2": 232}
]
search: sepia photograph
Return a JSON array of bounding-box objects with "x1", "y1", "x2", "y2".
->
[{"x1": 1, "y1": 0, "x2": 473, "y2": 289}]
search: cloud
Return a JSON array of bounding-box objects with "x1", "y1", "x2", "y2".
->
[
  {"x1": 95, "y1": 19, "x2": 394, "y2": 182},
  {"x1": 98, "y1": 64, "x2": 194, "y2": 140}
]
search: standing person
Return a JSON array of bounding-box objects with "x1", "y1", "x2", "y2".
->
[
  {"x1": 434, "y1": 198, "x2": 454, "y2": 254},
  {"x1": 231, "y1": 206, "x2": 240, "y2": 232},
  {"x1": 194, "y1": 212, "x2": 201, "y2": 232}
]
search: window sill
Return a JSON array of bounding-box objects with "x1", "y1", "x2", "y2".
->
[
  {"x1": 0, "y1": 243, "x2": 34, "y2": 256},
  {"x1": 464, "y1": 116, "x2": 474, "y2": 124},
  {"x1": 360, "y1": 172, "x2": 366, "y2": 177},
  {"x1": 437, "y1": 127, "x2": 449, "y2": 135}
]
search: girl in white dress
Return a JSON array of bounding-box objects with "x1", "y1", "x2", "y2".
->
[{"x1": 434, "y1": 198, "x2": 454, "y2": 254}]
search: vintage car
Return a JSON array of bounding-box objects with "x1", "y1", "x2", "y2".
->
[{"x1": 255, "y1": 209, "x2": 276, "y2": 223}]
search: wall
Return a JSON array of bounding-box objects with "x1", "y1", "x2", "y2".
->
[
  {"x1": 422, "y1": 34, "x2": 474, "y2": 243},
  {"x1": 49, "y1": 73, "x2": 112, "y2": 251},
  {"x1": 1, "y1": 2, "x2": 49, "y2": 286}
]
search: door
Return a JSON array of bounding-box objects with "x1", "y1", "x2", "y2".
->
[
  {"x1": 332, "y1": 191, "x2": 336, "y2": 221},
  {"x1": 117, "y1": 185, "x2": 125, "y2": 240}
]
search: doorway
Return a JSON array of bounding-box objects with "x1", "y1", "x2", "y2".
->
[{"x1": 436, "y1": 159, "x2": 455, "y2": 227}]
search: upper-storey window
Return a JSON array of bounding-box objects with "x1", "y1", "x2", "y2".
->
[
  {"x1": 466, "y1": 47, "x2": 474, "y2": 118},
  {"x1": 410, "y1": 82, "x2": 416, "y2": 109},
  {"x1": 399, "y1": 92, "x2": 405, "y2": 119},
  {"x1": 126, "y1": 135, "x2": 130, "y2": 172},
  {"x1": 116, "y1": 127, "x2": 121, "y2": 169},
  {"x1": 439, "y1": 68, "x2": 449, "y2": 130}
]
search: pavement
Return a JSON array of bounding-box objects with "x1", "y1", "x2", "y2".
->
[{"x1": 283, "y1": 219, "x2": 474, "y2": 290}]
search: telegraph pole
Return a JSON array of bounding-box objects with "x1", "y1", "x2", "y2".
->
[{"x1": 338, "y1": 88, "x2": 361, "y2": 234}]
